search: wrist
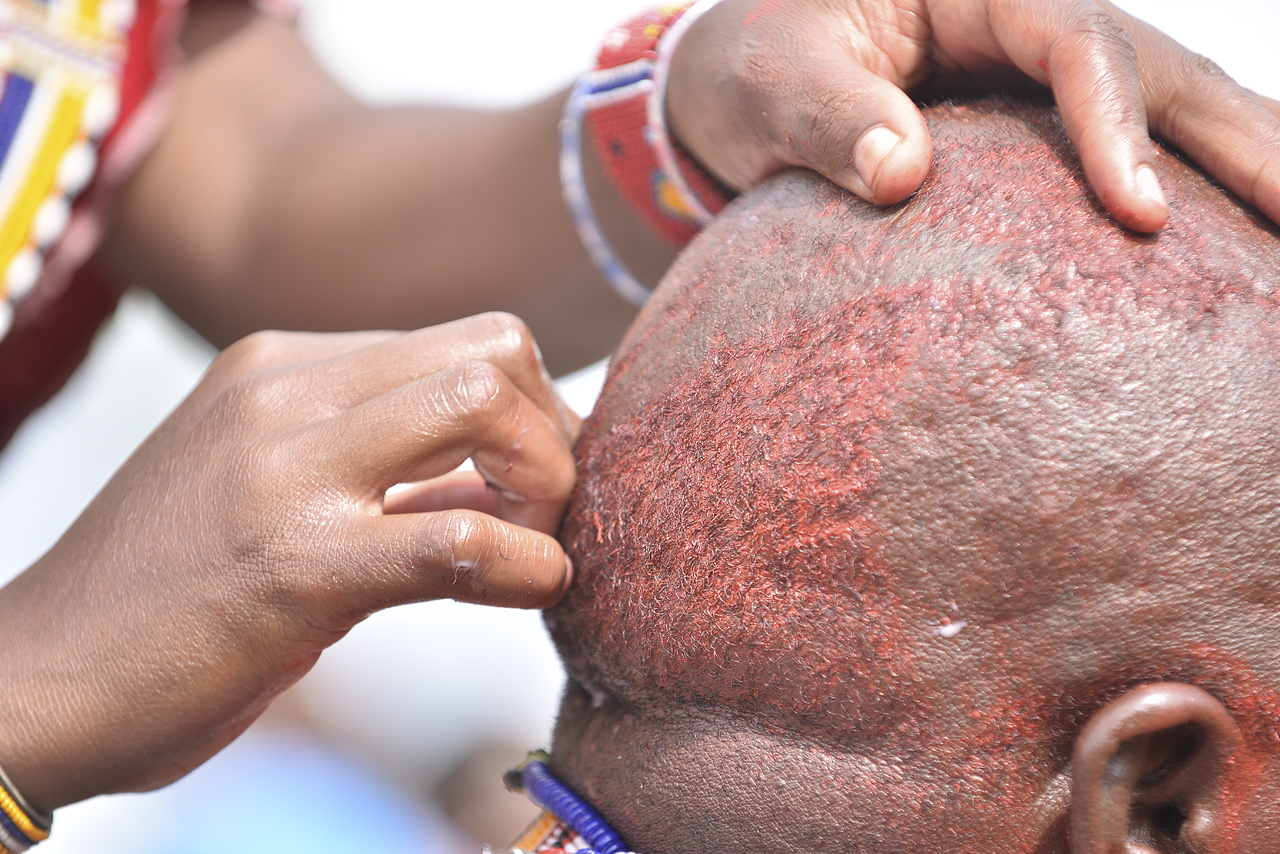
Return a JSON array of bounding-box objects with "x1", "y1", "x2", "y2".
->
[
  {"x1": 663, "y1": 0, "x2": 748, "y2": 191},
  {"x1": 585, "y1": 1, "x2": 733, "y2": 246},
  {"x1": 0, "y1": 664, "x2": 56, "y2": 848},
  {"x1": 560, "y1": 2, "x2": 734, "y2": 306}
]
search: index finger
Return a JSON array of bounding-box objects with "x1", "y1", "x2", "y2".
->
[
  {"x1": 1110, "y1": 5, "x2": 1280, "y2": 226},
  {"x1": 232, "y1": 313, "x2": 580, "y2": 444},
  {"x1": 974, "y1": 0, "x2": 1169, "y2": 231}
]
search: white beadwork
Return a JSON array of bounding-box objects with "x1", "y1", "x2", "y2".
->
[
  {"x1": 99, "y1": 0, "x2": 137, "y2": 33},
  {"x1": 81, "y1": 84, "x2": 120, "y2": 139},
  {"x1": 32, "y1": 195, "x2": 70, "y2": 248},
  {"x1": 57, "y1": 141, "x2": 96, "y2": 196},
  {"x1": 5, "y1": 249, "x2": 41, "y2": 301}
]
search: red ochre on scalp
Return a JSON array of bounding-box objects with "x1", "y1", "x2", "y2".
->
[
  {"x1": 548, "y1": 100, "x2": 1280, "y2": 766},
  {"x1": 558, "y1": 297, "x2": 916, "y2": 732}
]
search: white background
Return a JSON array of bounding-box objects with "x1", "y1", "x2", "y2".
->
[{"x1": 1, "y1": 0, "x2": 1276, "y2": 850}]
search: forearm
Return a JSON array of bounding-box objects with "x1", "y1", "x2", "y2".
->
[
  {"x1": 101, "y1": 15, "x2": 673, "y2": 375},
  {"x1": 0, "y1": 542, "x2": 272, "y2": 812},
  {"x1": 184, "y1": 93, "x2": 667, "y2": 373}
]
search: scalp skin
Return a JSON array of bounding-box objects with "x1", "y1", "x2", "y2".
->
[{"x1": 545, "y1": 100, "x2": 1280, "y2": 854}]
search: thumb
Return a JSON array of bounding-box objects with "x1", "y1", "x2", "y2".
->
[
  {"x1": 766, "y1": 56, "x2": 933, "y2": 204},
  {"x1": 666, "y1": 3, "x2": 931, "y2": 204},
  {"x1": 339, "y1": 509, "x2": 573, "y2": 614}
]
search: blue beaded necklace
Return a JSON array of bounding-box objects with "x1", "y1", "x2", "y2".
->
[{"x1": 505, "y1": 752, "x2": 636, "y2": 854}]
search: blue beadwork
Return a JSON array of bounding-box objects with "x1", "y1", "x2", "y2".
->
[
  {"x1": 0, "y1": 75, "x2": 36, "y2": 168},
  {"x1": 520, "y1": 761, "x2": 630, "y2": 854},
  {"x1": 0, "y1": 805, "x2": 35, "y2": 851}
]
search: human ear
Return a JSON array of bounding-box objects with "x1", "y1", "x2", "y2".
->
[{"x1": 1069, "y1": 682, "x2": 1243, "y2": 854}]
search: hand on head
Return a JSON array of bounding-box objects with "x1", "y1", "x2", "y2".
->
[
  {"x1": 0, "y1": 313, "x2": 576, "y2": 813},
  {"x1": 667, "y1": 0, "x2": 1280, "y2": 232}
]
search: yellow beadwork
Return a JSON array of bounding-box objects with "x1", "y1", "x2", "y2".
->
[
  {"x1": 0, "y1": 0, "x2": 131, "y2": 309},
  {"x1": 0, "y1": 84, "x2": 85, "y2": 275},
  {"x1": 510, "y1": 809, "x2": 560, "y2": 852},
  {"x1": 0, "y1": 784, "x2": 47, "y2": 842}
]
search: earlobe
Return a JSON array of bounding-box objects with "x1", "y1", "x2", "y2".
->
[{"x1": 1069, "y1": 682, "x2": 1244, "y2": 854}]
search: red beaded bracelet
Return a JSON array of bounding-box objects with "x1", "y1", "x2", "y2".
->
[{"x1": 561, "y1": 1, "x2": 731, "y2": 305}]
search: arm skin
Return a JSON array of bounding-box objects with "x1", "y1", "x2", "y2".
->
[
  {"x1": 100, "y1": 4, "x2": 675, "y2": 377},
  {"x1": 6, "y1": 0, "x2": 1279, "y2": 815},
  {"x1": 103, "y1": 1, "x2": 1280, "y2": 378}
]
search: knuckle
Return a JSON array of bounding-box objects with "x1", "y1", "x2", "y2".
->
[
  {"x1": 420, "y1": 510, "x2": 560, "y2": 606},
  {"x1": 1150, "y1": 52, "x2": 1241, "y2": 137},
  {"x1": 423, "y1": 508, "x2": 491, "y2": 566},
  {"x1": 1174, "y1": 51, "x2": 1231, "y2": 90},
  {"x1": 213, "y1": 330, "x2": 296, "y2": 381},
  {"x1": 1073, "y1": 7, "x2": 1137, "y2": 57},
  {"x1": 478, "y1": 312, "x2": 543, "y2": 376},
  {"x1": 804, "y1": 89, "x2": 865, "y2": 167},
  {"x1": 210, "y1": 371, "x2": 291, "y2": 429},
  {"x1": 439, "y1": 360, "x2": 513, "y2": 421},
  {"x1": 1161, "y1": 52, "x2": 1233, "y2": 111}
]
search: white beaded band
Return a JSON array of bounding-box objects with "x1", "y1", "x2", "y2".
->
[
  {"x1": 560, "y1": 69, "x2": 656, "y2": 307},
  {"x1": 559, "y1": 0, "x2": 729, "y2": 307},
  {"x1": 646, "y1": 0, "x2": 728, "y2": 227}
]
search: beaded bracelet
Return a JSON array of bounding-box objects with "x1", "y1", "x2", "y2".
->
[
  {"x1": 0, "y1": 763, "x2": 51, "y2": 853},
  {"x1": 560, "y1": 0, "x2": 731, "y2": 306}
]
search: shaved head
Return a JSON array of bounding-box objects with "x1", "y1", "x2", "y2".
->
[{"x1": 546, "y1": 100, "x2": 1280, "y2": 853}]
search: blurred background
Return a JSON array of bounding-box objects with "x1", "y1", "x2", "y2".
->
[{"x1": 0, "y1": 0, "x2": 1276, "y2": 851}]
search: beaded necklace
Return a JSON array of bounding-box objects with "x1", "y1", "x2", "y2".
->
[
  {"x1": 502, "y1": 752, "x2": 638, "y2": 854},
  {"x1": 0, "y1": 0, "x2": 139, "y2": 339}
]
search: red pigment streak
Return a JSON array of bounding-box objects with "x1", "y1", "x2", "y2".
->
[
  {"x1": 1037, "y1": 57, "x2": 1052, "y2": 85},
  {"x1": 551, "y1": 297, "x2": 919, "y2": 734},
  {"x1": 917, "y1": 647, "x2": 1280, "y2": 839}
]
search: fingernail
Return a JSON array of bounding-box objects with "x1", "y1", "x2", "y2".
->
[
  {"x1": 854, "y1": 126, "x2": 903, "y2": 193},
  {"x1": 1135, "y1": 165, "x2": 1166, "y2": 208},
  {"x1": 562, "y1": 556, "x2": 575, "y2": 594}
]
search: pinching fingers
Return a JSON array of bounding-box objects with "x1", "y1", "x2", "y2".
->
[
  {"x1": 316, "y1": 358, "x2": 577, "y2": 534},
  {"x1": 297, "y1": 313, "x2": 579, "y2": 444},
  {"x1": 347, "y1": 509, "x2": 572, "y2": 610}
]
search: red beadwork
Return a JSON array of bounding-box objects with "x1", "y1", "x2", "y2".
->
[{"x1": 587, "y1": 6, "x2": 731, "y2": 247}]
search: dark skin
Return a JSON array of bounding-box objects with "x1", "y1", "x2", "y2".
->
[
  {"x1": 8, "y1": 0, "x2": 1280, "y2": 818},
  {"x1": 104, "y1": 0, "x2": 1280, "y2": 374},
  {"x1": 546, "y1": 103, "x2": 1280, "y2": 853}
]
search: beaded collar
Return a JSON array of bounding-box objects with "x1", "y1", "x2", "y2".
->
[
  {"x1": 501, "y1": 752, "x2": 638, "y2": 854},
  {"x1": 0, "y1": 0, "x2": 139, "y2": 339}
]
